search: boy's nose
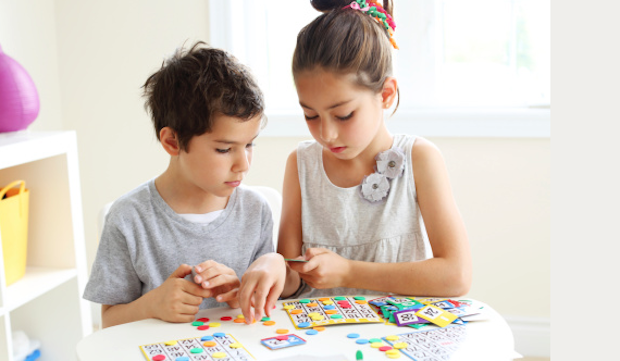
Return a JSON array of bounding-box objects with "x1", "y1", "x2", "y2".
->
[{"x1": 233, "y1": 150, "x2": 251, "y2": 173}]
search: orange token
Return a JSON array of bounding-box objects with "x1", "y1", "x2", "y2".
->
[
  {"x1": 325, "y1": 310, "x2": 338, "y2": 314},
  {"x1": 234, "y1": 318, "x2": 245, "y2": 323},
  {"x1": 263, "y1": 321, "x2": 276, "y2": 326},
  {"x1": 203, "y1": 341, "x2": 217, "y2": 347},
  {"x1": 319, "y1": 298, "x2": 330, "y2": 302},
  {"x1": 307, "y1": 303, "x2": 318, "y2": 307},
  {"x1": 313, "y1": 326, "x2": 326, "y2": 332},
  {"x1": 355, "y1": 300, "x2": 367, "y2": 304},
  {"x1": 291, "y1": 309, "x2": 303, "y2": 314},
  {"x1": 276, "y1": 329, "x2": 289, "y2": 334}
]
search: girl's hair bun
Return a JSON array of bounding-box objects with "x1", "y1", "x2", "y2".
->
[{"x1": 310, "y1": 0, "x2": 351, "y2": 12}]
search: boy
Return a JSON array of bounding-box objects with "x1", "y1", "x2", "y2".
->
[{"x1": 84, "y1": 42, "x2": 279, "y2": 328}]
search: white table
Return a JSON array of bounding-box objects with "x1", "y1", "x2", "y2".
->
[{"x1": 76, "y1": 297, "x2": 520, "y2": 361}]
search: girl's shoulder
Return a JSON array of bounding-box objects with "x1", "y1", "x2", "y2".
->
[{"x1": 411, "y1": 136, "x2": 443, "y2": 162}]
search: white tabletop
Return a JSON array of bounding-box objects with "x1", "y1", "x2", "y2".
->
[{"x1": 77, "y1": 297, "x2": 519, "y2": 361}]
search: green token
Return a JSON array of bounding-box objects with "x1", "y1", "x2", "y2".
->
[
  {"x1": 299, "y1": 299, "x2": 311, "y2": 303},
  {"x1": 191, "y1": 321, "x2": 204, "y2": 326},
  {"x1": 369, "y1": 338, "x2": 382, "y2": 343},
  {"x1": 330, "y1": 314, "x2": 343, "y2": 319},
  {"x1": 260, "y1": 317, "x2": 271, "y2": 322},
  {"x1": 353, "y1": 296, "x2": 366, "y2": 300},
  {"x1": 334, "y1": 296, "x2": 347, "y2": 301},
  {"x1": 190, "y1": 348, "x2": 203, "y2": 353}
]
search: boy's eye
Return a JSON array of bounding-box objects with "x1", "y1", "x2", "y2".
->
[
  {"x1": 304, "y1": 114, "x2": 319, "y2": 121},
  {"x1": 336, "y1": 112, "x2": 354, "y2": 121},
  {"x1": 216, "y1": 148, "x2": 231, "y2": 153}
]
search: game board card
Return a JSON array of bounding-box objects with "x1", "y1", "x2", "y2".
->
[
  {"x1": 446, "y1": 306, "x2": 480, "y2": 318},
  {"x1": 283, "y1": 296, "x2": 382, "y2": 329},
  {"x1": 393, "y1": 309, "x2": 430, "y2": 326},
  {"x1": 416, "y1": 305, "x2": 458, "y2": 327},
  {"x1": 383, "y1": 325, "x2": 467, "y2": 361},
  {"x1": 140, "y1": 333, "x2": 255, "y2": 361},
  {"x1": 261, "y1": 334, "x2": 306, "y2": 350}
]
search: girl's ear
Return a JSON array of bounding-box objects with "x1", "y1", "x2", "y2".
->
[
  {"x1": 381, "y1": 77, "x2": 398, "y2": 109},
  {"x1": 160, "y1": 127, "x2": 180, "y2": 156}
]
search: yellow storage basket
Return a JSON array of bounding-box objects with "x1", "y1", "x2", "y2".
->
[{"x1": 0, "y1": 180, "x2": 29, "y2": 286}]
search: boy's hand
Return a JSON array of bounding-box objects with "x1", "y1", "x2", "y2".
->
[
  {"x1": 193, "y1": 260, "x2": 241, "y2": 308},
  {"x1": 288, "y1": 248, "x2": 351, "y2": 289},
  {"x1": 146, "y1": 264, "x2": 212, "y2": 323},
  {"x1": 238, "y1": 253, "x2": 286, "y2": 324}
]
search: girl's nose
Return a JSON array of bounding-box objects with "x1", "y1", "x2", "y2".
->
[{"x1": 320, "y1": 119, "x2": 337, "y2": 143}]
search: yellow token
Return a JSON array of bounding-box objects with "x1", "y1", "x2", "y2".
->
[
  {"x1": 283, "y1": 305, "x2": 295, "y2": 310},
  {"x1": 209, "y1": 322, "x2": 221, "y2": 327},
  {"x1": 212, "y1": 352, "x2": 227, "y2": 359},
  {"x1": 276, "y1": 328, "x2": 289, "y2": 334},
  {"x1": 387, "y1": 353, "x2": 401, "y2": 359},
  {"x1": 236, "y1": 314, "x2": 245, "y2": 319},
  {"x1": 229, "y1": 342, "x2": 242, "y2": 349},
  {"x1": 386, "y1": 350, "x2": 399, "y2": 356},
  {"x1": 393, "y1": 342, "x2": 408, "y2": 349},
  {"x1": 386, "y1": 335, "x2": 399, "y2": 341},
  {"x1": 308, "y1": 312, "x2": 320, "y2": 317},
  {"x1": 311, "y1": 315, "x2": 324, "y2": 321},
  {"x1": 370, "y1": 342, "x2": 384, "y2": 348},
  {"x1": 322, "y1": 300, "x2": 334, "y2": 305},
  {"x1": 164, "y1": 340, "x2": 177, "y2": 346},
  {"x1": 203, "y1": 341, "x2": 217, "y2": 347}
]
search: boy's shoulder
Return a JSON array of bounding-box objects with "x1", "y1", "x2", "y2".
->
[
  {"x1": 236, "y1": 185, "x2": 272, "y2": 210},
  {"x1": 105, "y1": 179, "x2": 156, "y2": 225}
]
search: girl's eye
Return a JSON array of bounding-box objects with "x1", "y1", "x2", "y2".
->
[
  {"x1": 246, "y1": 142, "x2": 255, "y2": 149},
  {"x1": 336, "y1": 112, "x2": 354, "y2": 121},
  {"x1": 216, "y1": 148, "x2": 231, "y2": 154},
  {"x1": 304, "y1": 114, "x2": 319, "y2": 121}
]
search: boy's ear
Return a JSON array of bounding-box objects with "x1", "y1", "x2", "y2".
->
[
  {"x1": 381, "y1": 77, "x2": 398, "y2": 109},
  {"x1": 160, "y1": 127, "x2": 180, "y2": 156}
]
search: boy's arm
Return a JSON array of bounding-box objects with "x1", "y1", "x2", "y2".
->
[
  {"x1": 278, "y1": 150, "x2": 303, "y2": 297},
  {"x1": 291, "y1": 139, "x2": 472, "y2": 297}
]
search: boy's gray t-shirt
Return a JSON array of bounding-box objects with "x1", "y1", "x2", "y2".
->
[{"x1": 83, "y1": 179, "x2": 274, "y2": 309}]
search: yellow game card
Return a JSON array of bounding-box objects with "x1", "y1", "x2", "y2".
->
[{"x1": 415, "y1": 305, "x2": 458, "y2": 327}]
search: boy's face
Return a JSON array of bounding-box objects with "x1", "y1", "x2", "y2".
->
[{"x1": 177, "y1": 114, "x2": 262, "y2": 199}]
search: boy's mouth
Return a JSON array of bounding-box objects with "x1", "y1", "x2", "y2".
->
[{"x1": 225, "y1": 180, "x2": 241, "y2": 187}]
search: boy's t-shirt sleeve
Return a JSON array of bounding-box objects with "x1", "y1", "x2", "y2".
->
[
  {"x1": 83, "y1": 221, "x2": 142, "y2": 305},
  {"x1": 250, "y1": 193, "x2": 276, "y2": 262}
]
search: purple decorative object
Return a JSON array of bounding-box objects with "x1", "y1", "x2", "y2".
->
[
  {"x1": 394, "y1": 309, "x2": 429, "y2": 327},
  {"x1": 0, "y1": 44, "x2": 40, "y2": 132}
]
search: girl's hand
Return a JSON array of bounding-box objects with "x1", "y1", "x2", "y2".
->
[
  {"x1": 193, "y1": 260, "x2": 241, "y2": 308},
  {"x1": 238, "y1": 253, "x2": 286, "y2": 324},
  {"x1": 146, "y1": 264, "x2": 212, "y2": 323},
  {"x1": 289, "y1": 248, "x2": 351, "y2": 289}
]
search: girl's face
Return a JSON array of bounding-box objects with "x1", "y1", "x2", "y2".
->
[{"x1": 294, "y1": 68, "x2": 390, "y2": 160}]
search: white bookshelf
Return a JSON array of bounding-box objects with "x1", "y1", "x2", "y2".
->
[{"x1": 0, "y1": 131, "x2": 92, "y2": 361}]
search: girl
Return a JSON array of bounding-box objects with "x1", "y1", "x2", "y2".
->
[{"x1": 238, "y1": 0, "x2": 471, "y2": 322}]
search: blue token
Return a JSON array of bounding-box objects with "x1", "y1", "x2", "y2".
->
[
  {"x1": 347, "y1": 333, "x2": 360, "y2": 339},
  {"x1": 356, "y1": 338, "x2": 370, "y2": 345},
  {"x1": 213, "y1": 332, "x2": 226, "y2": 337},
  {"x1": 298, "y1": 322, "x2": 311, "y2": 328},
  {"x1": 306, "y1": 329, "x2": 319, "y2": 335},
  {"x1": 175, "y1": 357, "x2": 190, "y2": 361},
  {"x1": 200, "y1": 335, "x2": 214, "y2": 341},
  {"x1": 323, "y1": 305, "x2": 336, "y2": 310}
]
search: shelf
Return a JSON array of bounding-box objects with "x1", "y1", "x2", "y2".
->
[{"x1": 5, "y1": 267, "x2": 77, "y2": 311}]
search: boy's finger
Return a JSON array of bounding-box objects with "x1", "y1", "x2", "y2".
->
[
  {"x1": 202, "y1": 274, "x2": 238, "y2": 289},
  {"x1": 195, "y1": 260, "x2": 217, "y2": 273},
  {"x1": 169, "y1": 264, "x2": 192, "y2": 279},
  {"x1": 238, "y1": 280, "x2": 257, "y2": 324},
  {"x1": 215, "y1": 287, "x2": 239, "y2": 303},
  {"x1": 184, "y1": 281, "x2": 213, "y2": 299},
  {"x1": 264, "y1": 282, "x2": 283, "y2": 317}
]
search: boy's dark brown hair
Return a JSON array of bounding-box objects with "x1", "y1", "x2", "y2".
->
[{"x1": 143, "y1": 41, "x2": 264, "y2": 152}]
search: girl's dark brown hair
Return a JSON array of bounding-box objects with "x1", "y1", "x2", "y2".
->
[
  {"x1": 293, "y1": 0, "x2": 399, "y2": 111},
  {"x1": 143, "y1": 41, "x2": 264, "y2": 152}
]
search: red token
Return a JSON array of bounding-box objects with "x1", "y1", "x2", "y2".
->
[
  {"x1": 197, "y1": 325, "x2": 210, "y2": 330},
  {"x1": 379, "y1": 346, "x2": 393, "y2": 352},
  {"x1": 197, "y1": 318, "x2": 210, "y2": 322},
  {"x1": 220, "y1": 316, "x2": 233, "y2": 321},
  {"x1": 152, "y1": 355, "x2": 166, "y2": 361},
  {"x1": 276, "y1": 335, "x2": 288, "y2": 340}
]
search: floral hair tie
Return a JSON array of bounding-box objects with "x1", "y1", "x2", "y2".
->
[
  {"x1": 343, "y1": 0, "x2": 399, "y2": 49},
  {"x1": 359, "y1": 147, "x2": 406, "y2": 202}
]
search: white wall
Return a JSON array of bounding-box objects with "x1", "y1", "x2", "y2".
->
[{"x1": 1, "y1": 1, "x2": 549, "y2": 355}]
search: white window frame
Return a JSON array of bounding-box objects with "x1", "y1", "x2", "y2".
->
[{"x1": 207, "y1": 0, "x2": 550, "y2": 138}]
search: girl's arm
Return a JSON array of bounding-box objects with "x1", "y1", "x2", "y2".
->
[
  {"x1": 346, "y1": 137, "x2": 471, "y2": 296},
  {"x1": 278, "y1": 150, "x2": 304, "y2": 298}
]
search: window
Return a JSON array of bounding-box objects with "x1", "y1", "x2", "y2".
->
[{"x1": 209, "y1": 0, "x2": 550, "y2": 137}]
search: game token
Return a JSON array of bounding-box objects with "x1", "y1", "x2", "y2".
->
[
  {"x1": 203, "y1": 341, "x2": 217, "y2": 347},
  {"x1": 325, "y1": 310, "x2": 337, "y2": 314},
  {"x1": 201, "y1": 336, "x2": 213, "y2": 341},
  {"x1": 386, "y1": 350, "x2": 399, "y2": 356},
  {"x1": 234, "y1": 318, "x2": 245, "y2": 323},
  {"x1": 307, "y1": 302, "x2": 318, "y2": 307},
  {"x1": 379, "y1": 346, "x2": 393, "y2": 351},
  {"x1": 330, "y1": 314, "x2": 343, "y2": 319},
  {"x1": 197, "y1": 318, "x2": 209, "y2": 322},
  {"x1": 263, "y1": 321, "x2": 276, "y2": 326},
  {"x1": 191, "y1": 321, "x2": 203, "y2": 327},
  {"x1": 393, "y1": 342, "x2": 407, "y2": 349},
  {"x1": 213, "y1": 332, "x2": 226, "y2": 337},
  {"x1": 298, "y1": 322, "x2": 311, "y2": 328},
  {"x1": 260, "y1": 317, "x2": 271, "y2": 322},
  {"x1": 313, "y1": 326, "x2": 326, "y2": 332},
  {"x1": 324, "y1": 305, "x2": 336, "y2": 310},
  {"x1": 209, "y1": 322, "x2": 221, "y2": 327},
  {"x1": 387, "y1": 352, "x2": 401, "y2": 359},
  {"x1": 291, "y1": 309, "x2": 303, "y2": 314},
  {"x1": 319, "y1": 298, "x2": 330, "y2": 302},
  {"x1": 164, "y1": 340, "x2": 177, "y2": 346},
  {"x1": 197, "y1": 325, "x2": 209, "y2": 330},
  {"x1": 220, "y1": 316, "x2": 232, "y2": 321},
  {"x1": 370, "y1": 342, "x2": 384, "y2": 348},
  {"x1": 334, "y1": 296, "x2": 347, "y2": 301},
  {"x1": 276, "y1": 329, "x2": 289, "y2": 334},
  {"x1": 356, "y1": 339, "x2": 369, "y2": 345},
  {"x1": 276, "y1": 335, "x2": 289, "y2": 340},
  {"x1": 299, "y1": 299, "x2": 311, "y2": 303},
  {"x1": 347, "y1": 333, "x2": 360, "y2": 338},
  {"x1": 236, "y1": 314, "x2": 245, "y2": 319},
  {"x1": 306, "y1": 330, "x2": 319, "y2": 335},
  {"x1": 190, "y1": 348, "x2": 203, "y2": 353},
  {"x1": 175, "y1": 357, "x2": 189, "y2": 361},
  {"x1": 354, "y1": 296, "x2": 366, "y2": 300},
  {"x1": 355, "y1": 300, "x2": 367, "y2": 304},
  {"x1": 230, "y1": 343, "x2": 241, "y2": 348},
  {"x1": 212, "y1": 352, "x2": 226, "y2": 358},
  {"x1": 152, "y1": 355, "x2": 165, "y2": 361},
  {"x1": 386, "y1": 335, "x2": 399, "y2": 341},
  {"x1": 283, "y1": 305, "x2": 294, "y2": 310},
  {"x1": 369, "y1": 338, "x2": 382, "y2": 343}
]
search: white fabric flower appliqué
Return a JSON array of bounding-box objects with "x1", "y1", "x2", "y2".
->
[
  {"x1": 360, "y1": 173, "x2": 391, "y2": 202},
  {"x1": 359, "y1": 146, "x2": 406, "y2": 203}
]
